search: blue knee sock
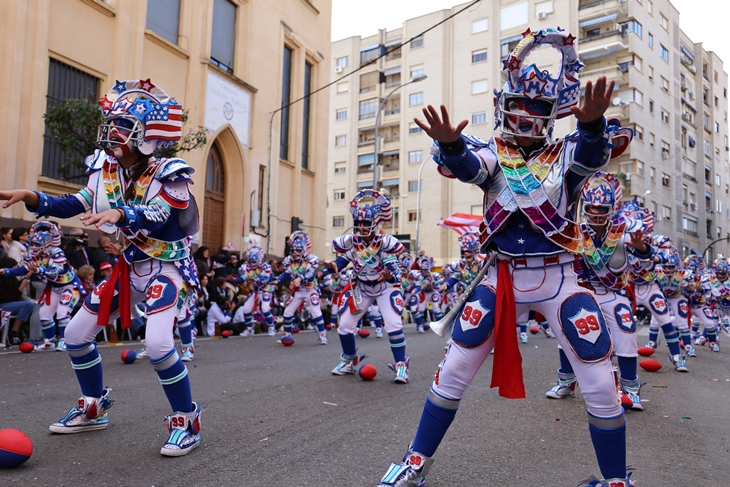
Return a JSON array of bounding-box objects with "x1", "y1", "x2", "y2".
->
[
  {"x1": 41, "y1": 320, "x2": 56, "y2": 340},
  {"x1": 388, "y1": 329, "x2": 406, "y2": 363},
  {"x1": 648, "y1": 327, "x2": 659, "y2": 344},
  {"x1": 617, "y1": 356, "x2": 638, "y2": 382},
  {"x1": 338, "y1": 332, "x2": 357, "y2": 358},
  {"x1": 661, "y1": 323, "x2": 681, "y2": 355},
  {"x1": 519, "y1": 323, "x2": 527, "y2": 334},
  {"x1": 680, "y1": 330, "x2": 692, "y2": 349},
  {"x1": 313, "y1": 316, "x2": 326, "y2": 333},
  {"x1": 178, "y1": 321, "x2": 193, "y2": 347},
  {"x1": 539, "y1": 320, "x2": 550, "y2": 332},
  {"x1": 691, "y1": 321, "x2": 700, "y2": 334},
  {"x1": 412, "y1": 394, "x2": 459, "y2": 457},
  {"x1": 588, "y1": 411, "x2": 626, "y2": 480},
  {"x1": 57, "y1": 318, "x2": 69, "y2": 339},
  {"x1": 283, "y1": 315, "x2": 294, "y2": 334},
  {"x1": 244, "y1": 313, "x2": 254, "y2": 330},
  {"x1": 67, "y1": 342, "x2": 104, "y2": 398},
  {"x1": 559, "y1": 348, "x2": 574, "y2": 375},
  {"x1": 707, "y1": 328, "x2": 718, "y2": 344},
  {"x1": 264, "y1": 311, "x2": 274, "y2": 327},
  {"x1": 414, "y1": 312, "x2": 423, "y2": 327},
  {"x1": 330, "y1": 313, "x2": 338, "y2": 327},
  {"x1": 152, "y1": 350, "x2": 194, "y2": 413}
]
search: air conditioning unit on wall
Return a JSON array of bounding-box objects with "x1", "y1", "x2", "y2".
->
[
  {"x1": 537, "y1": 11, "x2": 547, "y2": 20},
  {"x1": 335, "y1": 66, "x2": 343, "y2": 73}
]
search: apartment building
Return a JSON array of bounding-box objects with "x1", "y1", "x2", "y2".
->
[
  {"x1": 0, "y1": 0, "x2": 331, "y2": 257},
  {"x1": 327, "y1": 0, "x2": 729, "y2": 264}
]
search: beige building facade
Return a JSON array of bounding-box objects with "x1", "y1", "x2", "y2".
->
[
  {"x1": 0, "y1": 0, "x2": 331, "y2": 258},
  {"x1": 326, "y1": 0, "x2": 729, "y2": 265}
]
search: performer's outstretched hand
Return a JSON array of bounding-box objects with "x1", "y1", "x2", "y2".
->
[
  {"x1": 81, "y1": 209, "x2": 123, "y2": 227},
  {"x1": 0, "y1": 189, "x2": 39, "y2": 209},
  {"x1": 570, "y1": 76, "x2": 615, "y2": 123},
  {"x1": 414, "y1": 105, "x2": 468, "y2": 144}
]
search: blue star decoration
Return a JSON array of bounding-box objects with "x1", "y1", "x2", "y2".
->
[
  {"x1": 130, "y1": 99, "x2": 153, "y2": 120},
  {"x1": 566, "y1": 60, "x2": 585, "y2": 73},
  {"x1": 113, "y1": 80, "x2": 127, "y2": 94},
  {"x1": 532, "y1": 30, "x2": 546, "y2": 45}
]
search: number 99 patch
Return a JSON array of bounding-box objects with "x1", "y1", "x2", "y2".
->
[
  {"x1": 451, "y1": 284, "x2": 495, "y2": 348},
  {"x1": 145, "y1": 275, "x2": 179, "y2": 314}
]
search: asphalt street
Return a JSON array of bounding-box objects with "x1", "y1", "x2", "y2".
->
[{"x1": 0, "y1": 324, "x2": 728, "y2": 487}]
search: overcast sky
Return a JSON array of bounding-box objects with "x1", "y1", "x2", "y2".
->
[{"x1": 332, "y1": 0, "x2": 730, "y2": 73}]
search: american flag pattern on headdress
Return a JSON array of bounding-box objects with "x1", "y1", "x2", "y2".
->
[{"x1": 349, "y1": 189, "x2": 392, "y2": 228}]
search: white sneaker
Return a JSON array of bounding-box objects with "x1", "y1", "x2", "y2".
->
[
  {"x1": 136, "y1": 347, "x2": 149, "y2": 359},
  {"x1": 56, "y1": 339, "x2": 67, "y2": 351},
  {"x1": 267, "y1": 326, "x2": 276, "y2": 336},
  {"x1": 242, "y1": 328, "x2": 254, "y2": 337},
  {"x1": 35, "y1": 339, "x2": 56, "y2": 351},
  {"x1": 319, "y1": 333, "x2": 328, "y2": 345},
  {"x1": 520, "y1": 332, "x2": 528, "y2": 344},
  {"x1": 181, "y1": 347, "x2": 195, "y2": 362}
]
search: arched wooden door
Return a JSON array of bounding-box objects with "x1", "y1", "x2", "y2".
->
[{"x1": 203, "y1": 144, "x2": 225, "y2": 250}]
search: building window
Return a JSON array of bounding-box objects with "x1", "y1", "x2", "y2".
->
[
  {"x1": 210, "y1": 0, "x2": 237, "y2": 73},
  {"x1": 334, "y1": 189, "x2": 346, "y2": 201},
  {"x1": 359, "y1": 71, "x2": 379, "y2": 93},
  {"x1": 472, "y1": 79, "x2": 488, "y2": 94},
  {"x1": 334, "y1": 163, "x2": 346, "y2": 174},
  {"x1": 336, "y1": 82, "x2": 348, "y2": 93},
  {"x1": 648, "y1": 0, "x2": 653, "y2": 14},
  {"x1": 683, "y1": 215, "x2": 698, "y2": 232},
  {"x1": 409, "y1": 92, "x2": 423, "y2": 106},
  {"x1": 634, "y1": 124, "x2": 644, "y2": 140},
  {"x1": 301, "y1": 62, "x2": 312, "y2": 170},
  {"x1": 619, "y1": 20, "x2": 642, "y2": 38},
  {"x1": 472, "y1": 18, "x2": 488, "y2": 34},
  {"x1": 500, "y1": 2, "x2": 528, "y2": 31},
  {"x1": 637, "y1": 161, "x2": 644, "y2": 176},
  {"x1": 335, "y1": 135, "x2": 347, "y2": 147},
  {"x1": 472, "y1": 49, "x2": 487, "y2": 63},
  {"x1": 661, "y1": 109, "x2": 669, "y2": 123},
  {"x1": 359, "y1": 98, "x2": 378, "y2": 120},
  {"x1": 410, "y1": 65, "x2": 425, "y2": 78},
  {"x1": 333, "y1": 216, "x2": 345, "y2": 228},
  {"x1": 716, "y1": 121, "x2": 720, "y2": 133},
  {"x1": 336, "y1": 109, "x2": 347, "y2": 120},
  {"x1": 704, "y1": 139, "x2": 711, "y2": 157},
  {"x1": 410, "y1": 36, "x2": 424, "y2": 49},
  {"x1": 660, "y1": 45, "x2": 669, "y2": 62},
  {"x1": 408, "y1": 150, "x2": 422, "y2": 163},
  {"x1": 649, "y1": 132, "x2": 655, "y2": 147},
  {"x1": 662, "y1": 173, "x2": 670, "y2": 187},
  {"x1": 648, "y1": 33, "x2": 653, "y2": 48},
  {"x1": 650, "y1": 167, "x2": 656, "y2": 181},
  {"x1": 661, "y1": 77, "x2": 669, "y2": 92},
  {"x1": 660, "y1": 14, "x2": 668, "y2": 29},
  {"x1": 408, "y1": 180, "x2": 421, "y2": 192},
  {"x1": 663, "y1": 206, "x2": 671, "y2": 220},
  {"x1": 42, "y1": 59, "x2": 100, "y2": 181},
  {"x1": 336, "y1": 56, "x2": 349, "y2": 69},
  {"x1": 279, "y1": 45, "x2": 293, "y2": 161},
  {"x1": 360, "y1": 45, "x2": 382, "y2": 65},
  {"x1": 649, "y1": 100, "x2": 654, "y2": 113},
  {"x1": 409, "y1": 123, "x2": 422, "y2": 134},
  {"x1": 408, "y1": 211, "x2": 420, "y2": 222},
  {"x1": 146, "y1": 0, "x2": 181, "y2": 45},
  {"x1": 472, "y1": 112, "x2": 487, "y2": 124},
  {"x1": 358, "y1": 153, "x2": 375, "y2": 168}
]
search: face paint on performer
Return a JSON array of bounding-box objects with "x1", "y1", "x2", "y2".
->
[{"x1": 504, "y1": 97, "x2": 553, "y2": 138}]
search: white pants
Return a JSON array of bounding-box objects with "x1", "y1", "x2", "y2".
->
[
  {"x1": 283, "y1": 287, "x2": 322, "y2": 319},
  {"x1": 338, "y1": 282, "x2": 403, "y2": 334},
  {"x1": 594, "y1": 286, "x2": 637, "y2": 358},
  {"x1": 242, "y1": 290, "x2": 272, "y2": 314}
]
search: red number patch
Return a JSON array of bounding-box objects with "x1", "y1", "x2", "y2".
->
[
  {"x1": 146, "y1": 285, "x2": 163, "y2": 300},
  {"x1": 170, "y1": 415, "x2": 185, "y2": 428},
  {"x1": 461, "y1": 305, "x2": 482, "y2": 325},
  {"x1": 620, "y1": 313, "x2": 632, "y2": 324}
]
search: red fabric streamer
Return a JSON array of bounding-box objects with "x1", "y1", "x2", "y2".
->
[
  {"x1": 489, "y1": 259, "x2": 526, "y2": 399},
  {"x1": 37, "y1": 285, "x2": 52, "y2": 306},
  {"x1": 341, "y1": 282, "x2": 357, "y2": 313},
  {"x1": 625, "y1": 282, "x2": 636, "y2": 315},
  {"x1": 97, "y1": 258, "x2": 131, "y2": 329}
]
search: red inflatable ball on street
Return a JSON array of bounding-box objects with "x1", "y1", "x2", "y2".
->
[
  {"x1": 359, "y1": 364, "x2": 377, "y2": 381},
  {"x1": 637, "y1": 346, "x2": 655, "y2": 357},
  {"x1": 0, "y1": 428, "x2": 33, "y2": 467},
  {"x1": 357, "y1": 329, "x2": 370, "y2": 338},
  {"x1": 280, "y1": 336, "x2": 295, "y2": 347},
  {"x1": 529, "y1": 326, "x2": 540, "y2": 335},
  {"x1": 121, "y1": 349, "x2": 137, "y2": 364},
  {"x1": 18, "y1": 342, "x2": 34, "y2": 353},
  {"x1": 221, "y1": 330, "x2": 231, "y2": 338},
  {"x1": 291, "y1": 326, "x2": 300, "y2": 334},
  {"x1": 639, "y1": 359, "x2": 662, "y2": 372}
]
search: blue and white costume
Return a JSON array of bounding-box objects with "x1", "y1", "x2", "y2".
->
[
  {"x1": 379, "y1": 28, "x2": 636, "y2": 487},
  {"x1": 234, "y1": 246, "x2": 276, "y2": 336},
  {"x1": 23, "y1": 80, "x2": 202, "y2": 456},
  {"x1": 654, "y1": 249, "x2": 695, "y2": 356},
  {"x1": 329, "y1": 190, "x2": 408, "y2": 382}
]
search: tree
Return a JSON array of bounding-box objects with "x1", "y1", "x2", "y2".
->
[{"x1": 44, "y1": 99, "x2": 207, "y2": 181}]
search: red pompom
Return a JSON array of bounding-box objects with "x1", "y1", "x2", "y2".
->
[
  {"x1": 639, "y1": 358, "x2": 662, "y2": 372},
  {"x1": 637, "y1": 346, "x2": 655, "y2": 357},
  {"x1": 221, "y1": 330, "x2": 231, "y2": 338},
  {"x1": 18, "y1": 342, "x2": 34, "y2": 353},
  {"x1": 357, "y1": 329, "x2": 370, "y2": 338},
  {"x1": 0, "y1": 428, "x2": 33, "y2": 467},
  {"x1": 359, "y1": 364, "x2": 377, "y2": 381}
]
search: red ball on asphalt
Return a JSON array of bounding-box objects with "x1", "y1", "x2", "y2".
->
[
  {"x1": 0, "y1": 428, "x2": 33, "y2": 467},
  {"x1": 121, "y1": 349, "x2": 137, "y2": 364},
  {"x1": 529, "y1": 326, "x2": 539, "y2": 335},
  {"x1": 359, "y1": 364, "x2": 377, "y2": 381},
  {"x1": 281, "y1": 336, "x2": 295, "y2": 346},
  {"x1": 639, "y1": 358, "x2": 662, "y2": 372},
  {"x1": 221, "y1": 330, "x2": 231, "y2": 338},
  {"x1": 292, "y1": 326, "x2": 300, "y2": 334},
  {"x1": 357, "y1": 329, "x2": 370, "y2": 338},
  {"x1": 18, "y1": 342, "x2": 34, "y2": 353},
  {"x1": 637, "y1": 346, "x2": 655, "y2": 357}
]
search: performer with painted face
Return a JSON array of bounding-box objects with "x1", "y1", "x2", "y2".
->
[
  {"x1": 683, "y1": 255, "x2": 720, "y2": 352},
  {"x1": 655, "y1": 248, "x2": 696, "y2": 357},
  {"x1": 0, "y1": 222, "x2": 85, "y2": 351},
  {"x1": 707, "y1": 256, "x2": 730, "y2": 336},
  {"x1": 231, "y1": 245, "x2": 276, "y2": 336},
  {"x1": 377, "y1": 28, "x2": 637, "y2": 487},
  {"x1": 322, "y1": 190, "x2": 408, "y2": 382},
  {"x1": 277, "y1": 231, "x2": 327, "y2": 344},
  {"x1": 0, "y1": 80, "x2": 202, "y2": 456},
  {"x1": 546, "y1": 172, "x2": 651, "y2": 410}
]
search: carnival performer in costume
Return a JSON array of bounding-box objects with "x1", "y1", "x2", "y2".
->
[
  {"x1": 654, "y1": 246, "x2": 695, "y2": 357},
  {"x1": 708, "y1": 256, "x2": 730, "y2": 336},
  {"x1": 377, "y1": 28, "x2": 637, "y2": 487},
  {"x1": 546, "y1": 172, "x2": 650, "y2": 410},
  {"x1": 231, "y1": 246, "x2": 276, "y2": 336},
  {"x1": 321, "y1": 270, "x2": 345, "y2": 330},
  {"x1": 0, "y1": 222, "x2": 85, "y2": 351},
  {"x1": 415, "y1": 255, "x2": 443, "y2": 327},
  {"x1": 277, "y1": 231, "x2": 327, "y2": 344},
  {"x1": 322, "y1": 190, "x2": 408, "y2": 382},
  {"x1": 0, "y1": 80, "x2": 202, "y2": 456},
  {"x1": 398, "y1": 253, "x2": 418, "y2": 327},
  {"x1": 684, "y1": 255, "x2": 720, "y2": 352}
]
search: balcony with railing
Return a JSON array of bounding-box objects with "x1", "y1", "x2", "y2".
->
[
  {"x1": 578, "y1": 29, "x2": 627, "y2": 45},
  {"x1": 578, "y1": 0, "x2": 627, "y2": 16},
  {"x1": 579, "y1": 63, "x2": 628, "y2": 87}
]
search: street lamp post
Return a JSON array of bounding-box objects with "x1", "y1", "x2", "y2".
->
[
  {"x1": 372, "y1": 74, "x2": 427, "y2": 191},
  {"x1": 392, "y1": 194, "x2": 408, "y2": 233},
  {"x1": 415, "y1": 157, "x2": 428, "y2": 253}
]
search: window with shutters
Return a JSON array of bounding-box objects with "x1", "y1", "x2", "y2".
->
[
  {"x1": 210, "y1": 0, "x2": 236, "y2": 73},
  {"x1": 146, "y1": 0, "x2": 181, "y2": 44}
]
